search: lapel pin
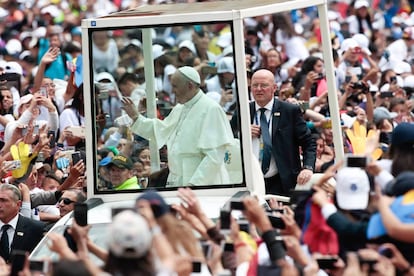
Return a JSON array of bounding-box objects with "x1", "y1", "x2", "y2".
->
[
  {"x1": 17, "y1": 232, "x2": 24, "y2": 236},
  {"x1": 274, "y1": 112, "x2": 280, "y2": 117}
]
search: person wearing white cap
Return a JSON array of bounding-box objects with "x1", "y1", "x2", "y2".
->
[
  {"x1": 204, "y1": 56, "x2": 236, "y2": 113},
  {"x1": 175, "y1": 40, "x2": 197, "y2": 68},
  {"x1": 347, "y1": 0, "x2": 374, "y2": 39},
  {"x1": 122, "y1": 66, "x2": 236, "y2": 187}
]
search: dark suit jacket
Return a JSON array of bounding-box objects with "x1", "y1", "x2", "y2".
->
[
  {"x1": 1, "y1": 215, "x2": 45, "y2": 263},
  {"x1": 231, "y1": 98, "x2": 316, "y2": 193}
]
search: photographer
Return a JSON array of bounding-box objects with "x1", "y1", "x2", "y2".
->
[{"x1": 339, "y1": 79, "x2": 374, "y2": 124}]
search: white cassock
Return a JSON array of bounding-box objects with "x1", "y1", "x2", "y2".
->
[{"x1": 131, "y1": 90, "x2": 235, "y2": 186}]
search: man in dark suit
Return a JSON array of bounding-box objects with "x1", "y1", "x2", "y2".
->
[
  {"x1": 233, "y1": 69, "x2": 316, "y2": 195},
  {"x1": 0, "y1": 184, "x2": 45, "y2": 263}
]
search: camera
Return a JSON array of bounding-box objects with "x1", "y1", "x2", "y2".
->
[
  {"x1": 351, "y1": 81, "x2": 367, "y2": 91},
  {"x1": 316, "y1": 73, "x2": 324, "y2": 80}
]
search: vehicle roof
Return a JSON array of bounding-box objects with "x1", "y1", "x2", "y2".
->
[{"x1": 99, "y1": 0, "x2": 324, "y2": 18}]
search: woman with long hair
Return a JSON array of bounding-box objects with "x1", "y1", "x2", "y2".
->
[{"x1": 59, "y1": 84, "x2": 85, "y2": 149}]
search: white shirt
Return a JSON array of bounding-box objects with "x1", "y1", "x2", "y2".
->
[
  {"x1": 0, "y1": 214, "x2": 19, "y2": 249},
  {"x1": 252, "y1": 99, "x2": 278, "y2": 178}
]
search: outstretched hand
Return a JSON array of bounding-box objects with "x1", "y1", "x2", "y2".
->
[{"x1": 121, "y1": 97, "x2": 139, "y2": 122}]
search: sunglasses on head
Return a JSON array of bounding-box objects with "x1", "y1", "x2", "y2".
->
[{"x1": 58, "y1": 197, "x2": 75, "y2": 205}]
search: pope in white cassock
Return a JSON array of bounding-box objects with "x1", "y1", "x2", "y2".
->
[{"x1": 122, "y1": 66, "x2": 237, "y2": 187}]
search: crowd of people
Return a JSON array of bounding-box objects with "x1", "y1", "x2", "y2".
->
[{"x1": 0, "y1": 0, "x2": 414, "y2": 275}]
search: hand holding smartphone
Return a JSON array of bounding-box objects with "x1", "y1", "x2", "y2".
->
[{"x1": 74, "y1": 203, "x2": 88, "y2": 226}]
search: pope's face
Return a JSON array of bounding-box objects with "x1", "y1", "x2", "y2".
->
[{"x1": 171, "y1": 72, "x2": 189, "y2": 104}]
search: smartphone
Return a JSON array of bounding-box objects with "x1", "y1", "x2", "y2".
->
[
  {"x1": 192, "y1": 261, "x2": 202, "y2": 273},
  {"x1": 237, "y1": 219, "x2": 250, "y2": 233},
  {"x1": 230, "y1": 200, "x2": 245, "y2": 210},
  {"x1": 98, "y1": 90, "x2": 109, "y2": 100},
  {"x1": 33, "y1": 125, "x2": 40, "y2": 135},
  {"x1": 378, "y1": 247, "x2": 393, "y2": 258},
  {"x1": 29, "y1": 260, "x2": 48, "y2": 273},
  {"x1": 380, "y1": 91, "x2": 394, "y2": 98},
  {"x1": 56, "y1": 157, "x2": 70, "y2": 170},
  {"x1": 10, "y1": 250, "x2": 26, "y2": 276},
  {"x1": 316, "y1": 257, "x2": 338, "y2": 269},
  {"x1": 68, "y1": 126, "x2": 85, "y2": 137},
  {"x1": 267, "y1": 214, "x2": 286, "y2": 229},
  {"x1": 40, "y1": 86, "x2": 48, "y2": 98},
  {"x1": 222, "y1": 242, "x2": 234, "y2": 252},
  {"x1": 345, "y1": 155, "x2": 368, "y2": 168},
  {"x1": 200, "y1": 240, "x2": 212, "y2": 259},
  {"x1": 21, "y1": 126, "x2": 28, "y2": 136},
  {"x1": 48, "y1": 130, "x2": 56, "y2": 148},
  {"x1": 4, "y1": 160, "x2": 22, "y2": 171},
  {"x1": 72, "y1": 151, "x2": 82, "y2": 165},
  {"x1": 74, "y1": 203, "x2": 88, "y2": 226},
  {"x1": 316, "y1": 73, "x2": 325, "y2": 80},
  {"x1": 201, "y1": 65, "x2": 218, "y2": 75},
  {"x1": 219, "y1": 209, "x2": 231, "y2": 232}
]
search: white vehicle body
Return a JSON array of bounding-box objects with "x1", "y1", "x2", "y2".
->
[{"x1": 31, "y1": 0, "x2": 342, "y2": 261}]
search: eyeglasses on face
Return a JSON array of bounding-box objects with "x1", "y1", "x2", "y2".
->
[
  {"x1": 58, "y1": 197, "x2": 76, "y2": 205},
  {"x1": 251, "y1": 83, "x2": 271, "y2": 89}
]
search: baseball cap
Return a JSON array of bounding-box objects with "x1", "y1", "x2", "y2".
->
[
  {"x1": 335, "y1": 167, "x2": 370, "y2": 210},
  {"x1": 373, "y1": 106, "x2": 397, "y2": 124},
  {"x1": 216, "y1": 32, "x2": 232, "y2": 48},
  {"x1": 178, "y1": 66, "x2": 201, "y2": 85},
  {"x1": 354, "y1": 0, "x2": 369, "y2": 9},
  {"x1": 217, "y1": 57, "x2": 235, "y2": 74},
  {"x1": 17, "y1": 94, "x2": 33, "y2": 110},
  {"x1": 178, "y1": 40, "x2": 196, "y2": 55},
  {"x1": 339, "y1": 38, "x2": 359, "y2": 55},
  {"x1": 136, "y1": 190, "x2": 170, "y2": 218},
  {"x1": 5, "y1": 39, "x2": 22, "y2": 57},
  {"x1": 107, "y1": 155, "x2": 133, "y2": 170},
  {"x1": 152, "y1": 44, "x2": 165, "y2": 60},
  {"x1": 5, "y1": 61, "x2": 23, "y2": 75},
  {"x1": 391, "y1": 122, "x2": 414, "y2": 146},
  {"x1": 384, "y1": 171, "x2": 414, "y2": 196},
  {"x1": 107, "y1": 210, "x2": 152, "y2": 258}
]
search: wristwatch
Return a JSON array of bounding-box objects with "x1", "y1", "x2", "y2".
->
[{"x1": 302, "y1": 165, "x2": 313, "y2": 171}]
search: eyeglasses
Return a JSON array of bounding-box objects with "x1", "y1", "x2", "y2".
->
[
  {"x1": 58, "y1": 197, "x2": 76, "y2": 205},
  {"x1": 251, "y1": 83, "x2": 271, "y2": 89}
]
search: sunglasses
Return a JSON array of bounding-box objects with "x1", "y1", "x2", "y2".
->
[{"x1": 58, "y1": 197, "x2": 76, "y2": 205}]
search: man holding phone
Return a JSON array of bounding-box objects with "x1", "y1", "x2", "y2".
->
[{"x1": 44, "y1": 188, "x2": 86, "y2": 231}]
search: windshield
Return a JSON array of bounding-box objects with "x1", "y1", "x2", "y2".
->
[{"x1": 89, "y1": 21, "x2": 245, "y2": 193}]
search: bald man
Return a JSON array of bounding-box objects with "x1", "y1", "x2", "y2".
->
[{"x1": 122, "y1": 66, "x2": 235, "y2": 187}]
